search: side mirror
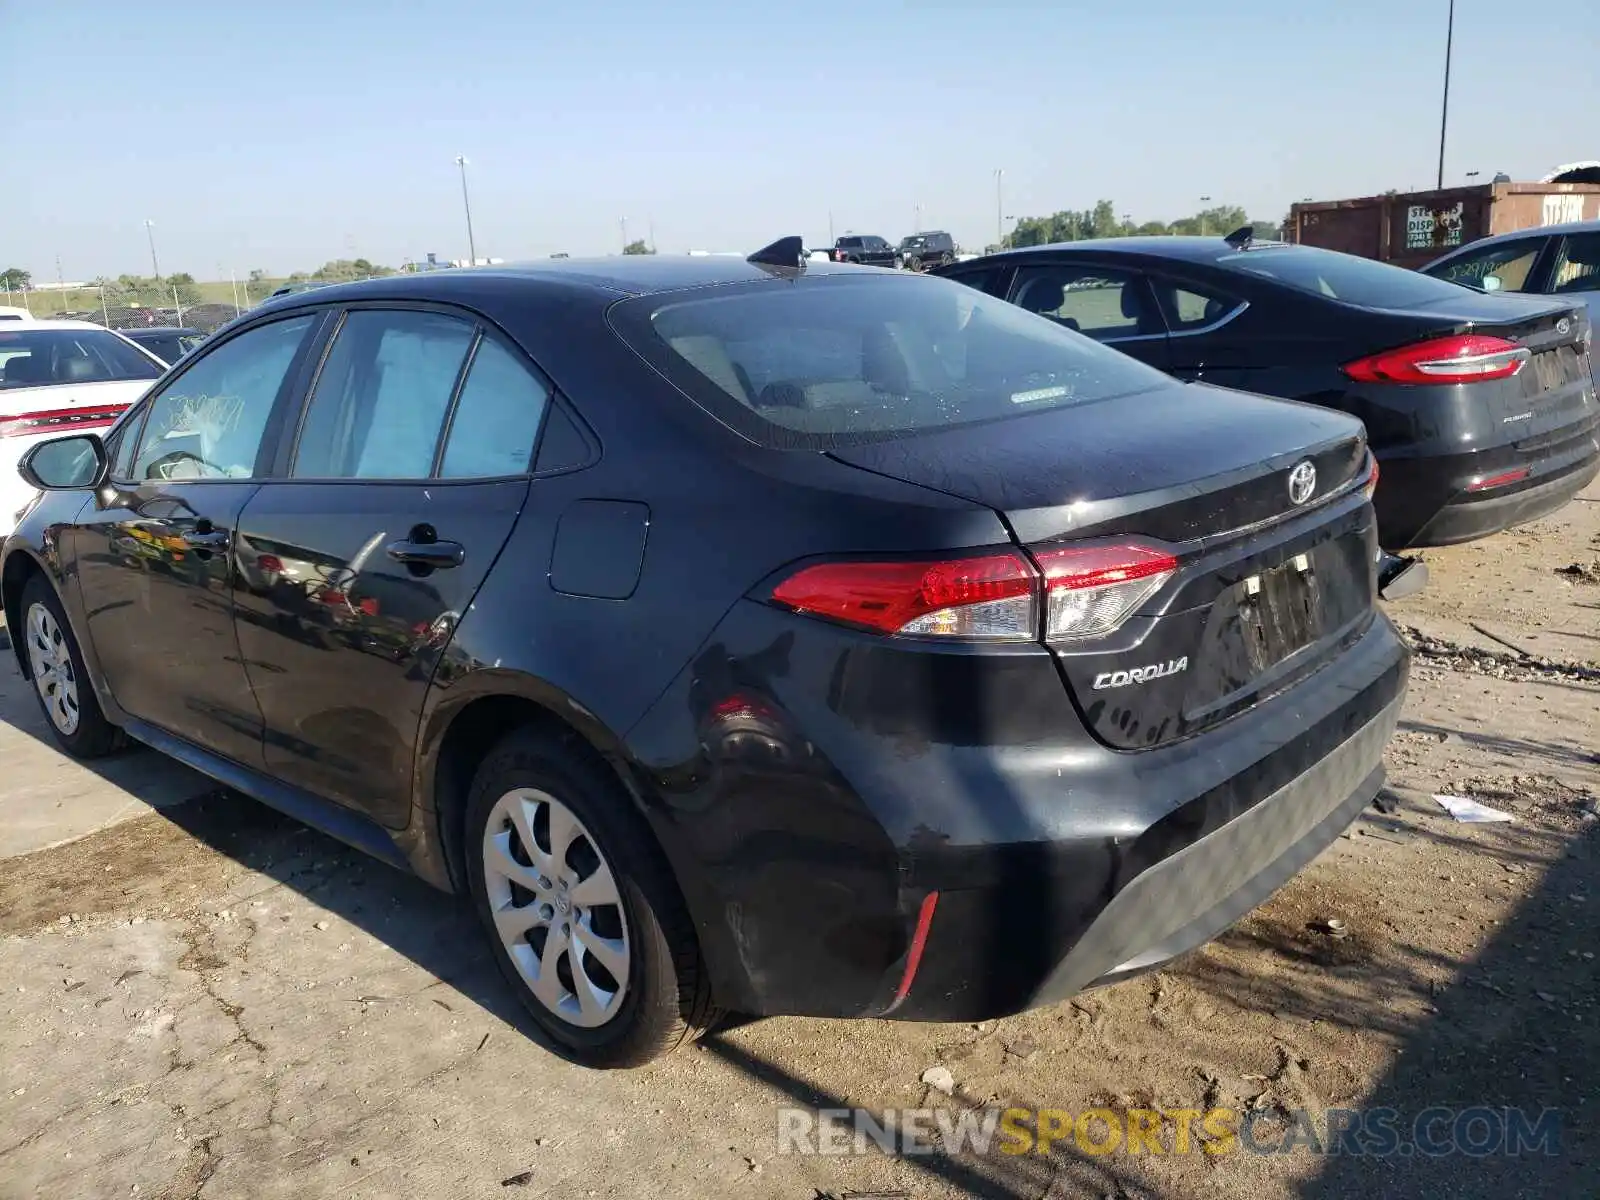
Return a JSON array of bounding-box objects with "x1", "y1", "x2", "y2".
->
[
  {"x1": 18, "y1": 434, "x2": 108, "y2": 491},
  {"x1": 1481, "y1": 275, "x2": 1502, "y2": 293}
]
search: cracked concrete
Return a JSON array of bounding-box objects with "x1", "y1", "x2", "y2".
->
[{"x1": 1, "y1": 478, "x2": 1596, "y2": 1199}]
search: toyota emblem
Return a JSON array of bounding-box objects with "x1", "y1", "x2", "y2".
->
[{"x1": 1288, "y1": 460, "x2": 1317, "y2": 506}]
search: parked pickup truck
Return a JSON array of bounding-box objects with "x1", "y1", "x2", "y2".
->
[
  {"x1": 830, "y1": 235, "x2": 900, "y2": 267},
  {"x1": 898, "y1": 231, "x2": 956, "y2": 271}
]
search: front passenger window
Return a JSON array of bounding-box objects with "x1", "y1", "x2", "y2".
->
[
  {"x1": 1010, "y1": 266, "x2": 1158, "y2": 340},
  {"x1": 131, "y1": 315, "x2": 316, "y2": 482}
]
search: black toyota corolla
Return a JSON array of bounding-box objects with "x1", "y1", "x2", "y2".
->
[
  {"x1": 2, "y1": 246, "x2": 1407, "y2": 1067},
  {"x1": 938, "y1": 236, "x2": 1599, "y2": 549}
]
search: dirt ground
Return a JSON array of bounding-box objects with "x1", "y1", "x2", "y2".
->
[{"x1": 2, "y1": 480, "x2": 1596, "y2": 1200}]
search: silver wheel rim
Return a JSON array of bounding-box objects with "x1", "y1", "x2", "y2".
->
[
  {"x1": 482, "y1": 787, "x2": 630, "y2": 1028},
  {"x1": 25, "y1": 602, "x2": 80, "y2": 736}
]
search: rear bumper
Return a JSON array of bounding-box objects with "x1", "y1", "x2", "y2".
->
[
  {"x1": 1376, "y1": 422, "x2": 1600, "y2": 547},
  {"x1": 629, "y1": 600, "x2": 1409, "y2": 1022},
  {"x1": 1410, "y1": 453, "x2": 1599, "y2": 547}
]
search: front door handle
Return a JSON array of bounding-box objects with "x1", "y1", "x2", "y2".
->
[
  {"x1": 386, "y1": 539, "x2": 465, "y2": 569},
  {"x1": 182, "y1": 529, "x2": 229, "y2": 549}
]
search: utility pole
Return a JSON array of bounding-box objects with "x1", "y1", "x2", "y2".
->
[
  {"x1": 455, "y1": 156, "x2": 477, "y2": 266},
  {"x1": 1198, "y1": 196, "x2": 1212, "y2": 236},
  {"x1": 1437, "y1": 0, "x2": 1455, "y2": 189},
  {"x1": 995, "y1": 169, "x2": 1004, "y2": 248},
  {"x1": 914, "y1": 204, "x2": 922, "y2": 233},
  {"x1": 144, "y1": 219, "x2": 161, "y2": 278},
  {"x1": 620, "y1": 216, "x2": 629, "y2": 252}
]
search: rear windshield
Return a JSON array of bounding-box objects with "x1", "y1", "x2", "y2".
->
[
  {"x1": 609, "y1": 272, "x2": 1170, "y2": 448},
  {"x1": 1215, "y1": 245, "x2": 1476, "y2": 309},
  {"x1": 0, "y1": 328, "x2": 163, "y2": 390}
]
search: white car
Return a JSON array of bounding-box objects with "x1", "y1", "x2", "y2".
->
[{"x1": 1, "y1": 320, "x2": 165, "y2": 538}]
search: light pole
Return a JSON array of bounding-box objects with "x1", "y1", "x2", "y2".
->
[
  {"x1": 995, "y1": 169, "x2": 1004, "y2": 248},
  {"x1": 144, "y1": 219, "x2": 161, "y2": 278},
  {"x1": 1437, "y1": 0, "x2": 1455, "y2": 189},
  {"x1": 914, "y1": 204, "x2": 922, "y2": 233},
  {"x1": 1198, "y1": 196, "x2": 1212, "y2": 236},
  {"x1": 620, "y1": 217, "x2": 628, "y2": 252},
  {"x1": 454, "y1": 156, "x2": 477, "y2": 266}
]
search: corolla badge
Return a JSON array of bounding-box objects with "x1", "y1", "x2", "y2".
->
[
  {"x1": 1288, "y1": 459, "x2": 1317, "y2": 506},
  {"x1": 1093, "y1": 657, "x2": 1188, "y2": 690}
]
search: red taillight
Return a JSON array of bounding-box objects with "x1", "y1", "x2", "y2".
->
[
  {"x1": 772, "y1": 552, "x2": 1037, "y2": 640},
  {"x1": 1465, "y1": 466, "x2": 1530, "y2": 492},
  {"x1": 1031, "y1": 543, "x2": 1178, "y2": 641},
  {"x1": 1343, "y1": 335, "x2": 1529, "y2": 386},
  {"x1": 0, "y1": 405, "x2": 129, "y2": 439},
  {"x1": 1364, "y1": 456, "x2": 1380, "y2": 500},
  {"x1": 257, "y1": 555, "x2": 285, "y2": 573},
  {"x1": 770, "y1": 541, "x2": 1177, "y2": 642}
]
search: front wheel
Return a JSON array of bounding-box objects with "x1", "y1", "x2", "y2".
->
[
  {"x1": 19, "y1": 573, "x2": 121, "y2": 758},
  {"x1": 465, "y1": 726, "x2": 717, "y2": 1067},
  {"x1": 905, "y1": 256, "x2": 923, "y2": 273}
]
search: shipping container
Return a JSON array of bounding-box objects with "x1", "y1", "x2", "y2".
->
[{"x1": 1287, "y1": 182, "x2": 1600, "y2": 270}]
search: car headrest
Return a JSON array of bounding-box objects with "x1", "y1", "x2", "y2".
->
[
  {"x1": 1019, "y1": 278, "x2": 1066, "y2": 314},
  {"x1": 3, "y1": 354, "x2": 48, "y2": 384},
  {"x1": 61, "y1": 357, "x2": 98, "y2": 382},
  {"x1": 862, "y1": 327, "x2": 911, "y2": 395}
]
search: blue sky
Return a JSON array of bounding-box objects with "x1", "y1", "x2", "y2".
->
[{"x1": 3, "y1": 1, "x2": 1595, "y2": 279}]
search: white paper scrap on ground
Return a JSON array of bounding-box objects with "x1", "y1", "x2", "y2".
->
[{"x1": 1433, "y1": 794, "x2": 1515, "y2": 823}]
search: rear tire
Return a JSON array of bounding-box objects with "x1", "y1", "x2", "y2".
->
[
  {"x1": 464, "y1": 725, "x2": 717, "y2": 1068},
  {"x1": 19, "y1": 574, "x2": 120, "y2": 759}
]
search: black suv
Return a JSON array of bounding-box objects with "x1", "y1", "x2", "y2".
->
[
  {"x1": 899, "y1": 231, "x2": 956, "y2": 271},
  {"x1": 4, "y1": 253, "x2": 1406, "y2": 1069},
  {"x1": 831, "y1": 234, "x2": 898, "y2": 267}
]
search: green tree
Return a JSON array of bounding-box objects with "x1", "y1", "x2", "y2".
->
[
  {"x1": 622, "y1": 239, "x2": 655, "y2": 255},
  {"x1": 248, "y1": 268, "x2": 269, "y2": 283},
  {"x1": 1088, "y1": 200, "x2": 1121, "y2": 239},
  {"x1": 1, "y1": 267, "x2": 30, "y2": 292},
  {"x1": 1134, "y1": 221, "x2": 1171, "y2": 236}
]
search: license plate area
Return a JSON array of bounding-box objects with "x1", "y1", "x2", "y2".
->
[
  {"x1": 1528, "y1": 345, "x2": 1589, "y2": 394},
  {"x1": 1239, "y1": 554, "x2": 1325, "y2": 671}
]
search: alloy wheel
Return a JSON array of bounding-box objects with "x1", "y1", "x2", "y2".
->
[
  {"x1": 25, "y1": 602, "x2": 80, "y2": 736},
  {"x1": 481, "y1": 787, "x2": 631, "y2": 1028}
]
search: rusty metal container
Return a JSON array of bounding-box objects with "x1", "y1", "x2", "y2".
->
[{"x1": 1287, "y1": 182, "x2": 1600, "y2": 269}]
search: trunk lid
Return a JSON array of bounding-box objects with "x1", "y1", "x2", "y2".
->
[
  {"x1": 0, "y1": 378, "x2": 150, "y2": 439},
  {"x1": 1360, "y1": 295, "x2": 1596, "y2": 445},
  {"x1": 830, "y1": 383, "x2": 1379, "y2": 749}
]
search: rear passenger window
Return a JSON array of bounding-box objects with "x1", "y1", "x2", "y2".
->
[
  {"x1": 439, "y1": 338, "x2": 548, "y2": 478},
  {"x1": 293, "y1": 310, "x2": 474, "y2": 479},
  {"x1": 1551, "y1": 233, "x2": 1600, "y2": 294},
  {"x1": 1151, "y1": 281, "x2": 1246, "y2": 333}
]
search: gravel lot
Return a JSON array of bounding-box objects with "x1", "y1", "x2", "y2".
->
[{"x1": 2, "y1": 478, "x2": 1596, "y2": 1200}]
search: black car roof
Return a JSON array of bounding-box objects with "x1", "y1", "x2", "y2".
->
[
  {"x1": 124, "y1": 326, "x2": 201, "y2": 337},
  {"x1": 986, "y1": 236, "x2": 1275, "y2": 264},
  {"x1": 257, "y1": 256, "x2": 868, "y2": 308}
]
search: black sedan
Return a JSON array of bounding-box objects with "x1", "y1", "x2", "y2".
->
[
  {"x1": 120, "y1": 326, "x2": 205, "y2": 366},
  {"x1": 938, "y1": 236, "x2": 1599, "y2": 548},
  {"x1": 4, "y1": 246, "x2": 1405, "y2": 1068}
]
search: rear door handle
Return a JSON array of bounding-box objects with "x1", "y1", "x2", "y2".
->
[
  {"x1": 182, "y1": 529, "x2": 229, "y2": 549},
  {"x1": 386, "y1": 539, "x2": 465, "y2": 569}
]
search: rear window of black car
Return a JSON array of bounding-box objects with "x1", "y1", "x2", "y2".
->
[
  {"x1": 608, "y1": 273, "x2": 1169, "y2": 448},
  {"x1": 1215, "y1": 245, "x2": 1474, "y2": 309}
]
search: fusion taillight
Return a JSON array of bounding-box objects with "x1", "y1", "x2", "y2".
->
[
  {"x1": 1343, "y1": 335, "x2": 1529, "y2": 386},
  {"x1": 771, "y1": 542, "x2": 1177, "y2": 643},
  {"x1": 1032, "y1": 543, "x2": 1178, "y2": 641},
  {"x1": 0, "y1": 405, "x2": 129, "y2": 439},
  {"x1": 771, "y1": 553, "x2": 1038, "y2": 641}
]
